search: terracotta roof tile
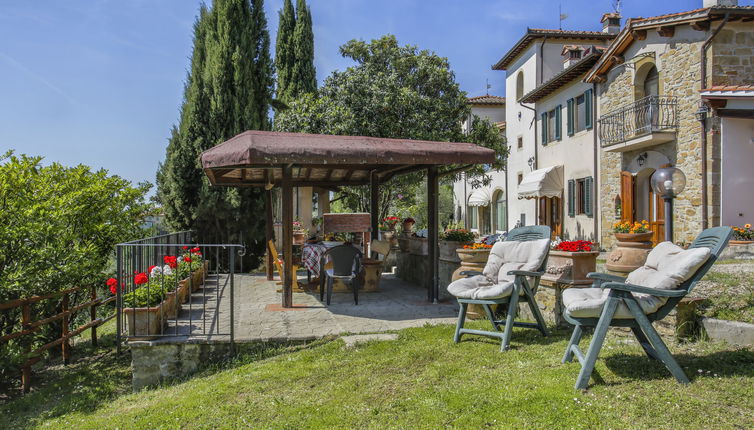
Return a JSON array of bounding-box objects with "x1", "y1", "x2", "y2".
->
[
  {"x1": 467, "y1": 95, "x2": 506, "y2": 105},
  {"x1": 701, "y1": 85, "x2": 754, "y2": 93},
  {"x1": 492, "y1": 29, "x2": 615, "y2": 70}
]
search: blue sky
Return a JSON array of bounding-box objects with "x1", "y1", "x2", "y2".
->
[{"x1": 0, "y1": 0, "x2": 740, "y2": 188}]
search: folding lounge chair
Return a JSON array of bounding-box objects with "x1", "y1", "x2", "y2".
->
[
  {"x1": 561, "y1": 226, "x2": 732, "y2": 390},
  {"x1": 448, "y1": 225, "x2": 552, "y2": 351}
]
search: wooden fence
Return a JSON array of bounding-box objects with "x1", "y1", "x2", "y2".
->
[{"x1": 0, "y1": 286, "x2": 115, "y2": 393}]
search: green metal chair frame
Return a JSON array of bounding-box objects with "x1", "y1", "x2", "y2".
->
[
  {"x1": 562, "y1": 226, "x2": 733, "y2": 390},
  {"x1": 453, "y1": 225, "x2": 552, "y2": 351}
]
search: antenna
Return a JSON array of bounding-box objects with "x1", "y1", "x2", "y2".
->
[
  {"x1": 486, "y1": 79, "x2": 491, "y2": 95},
  {"x1": 559, "y1": 4, "x2": 568, "y2": 30},
  {"x1": 613, "y1": 0, "x2": 622, "y2": 14}
]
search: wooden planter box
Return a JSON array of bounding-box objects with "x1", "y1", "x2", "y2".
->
[
  {"x1": 124, "y1": 302, "x2": 165, "y2": 340},
  {"x1": 408, "y1": 237, "x2": 429, "y2": 256},
  {"x1": 163, "y1": 290, "x2": 181, "y2": 319},
  {"x1": 544, "y1": 250, "x2": 599, "y2": 285},
  {"x1": 439, "y1": 240, "x2": 473, "y2": 263}
]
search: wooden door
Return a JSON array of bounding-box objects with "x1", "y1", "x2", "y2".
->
[
  {"x1": 620, "y1": 171, "x2": 635, "y2": 223},
  {"x1": 648, "y1": 189, "x2": 665, "y2": 245}
]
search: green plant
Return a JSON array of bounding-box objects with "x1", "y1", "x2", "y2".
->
[
  {"x1": 613, "y1": 220, "x2": 651, "y2": 234},
  {"x1": 122, "y1": 285, "x2": 166, "y2": 308},
  {"x1": 732, "y1": 224, "x2": 754, "y2": 241},
  {"x1": 440, "y1": 228, "x2": 475, "y2": 242}
]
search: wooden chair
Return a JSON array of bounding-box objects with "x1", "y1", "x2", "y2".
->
[
  {"x1": 562, "y1": 226, "x2": 732, "y2": 390},
  {"x1": 268, "y1": 240, "x2": 300, "y2": 291},
  {"x1": 451, "y1": 225, "x2": 552, "y2": 351}
]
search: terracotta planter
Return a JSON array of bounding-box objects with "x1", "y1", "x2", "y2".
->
[
  {"x1": 163, "y1": 290, "x2": 181, "y2": 319},
  {"x1": 456, "y1": 248, "x2": 491, "y2": 264},
  {"x1": 606, "y1": 233, "x2": 652, "y2": 274},
  {"x1": 293, "y1": 232, "x2": 306, "y2": 245},
  {"x1": 402, "y1": 221, "x2": 415, "y2": 234},
  {"x1": 408, "y1": 237, "x2": 428, "y2": 255},
  {"x1": 439, "y1": 241, "x2": 473, "y2": 263},
  {"x1": 124, "y1": 302, "x2": 165, "y2": 340},
  {"x1": 178, "y1": 279, "x2": 190, "y2": 304},
  {"x1": 730, "y1": 240, "x2": 754, "y2": 245},
  {"x1": 544, "y1": 250, "x2": 599, "y2": 285}
]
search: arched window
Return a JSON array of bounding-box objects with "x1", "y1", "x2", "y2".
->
[
  {"x1": 643, "y1": 66, "x2": 659, "y2": 98},
  {"x1": 516, "y1": 71, "x2": 524, "y2": 101}
]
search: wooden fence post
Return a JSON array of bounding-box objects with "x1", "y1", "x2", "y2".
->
[
  {"x1": 90, "y1": 287, "x2": 98, "y2": 347},
  {"x1": 61, "y1": 293, "x2": 71, "y2": 365},
  {"x1": 21, "y1": 304, "x2": 31, "y2": 393}
]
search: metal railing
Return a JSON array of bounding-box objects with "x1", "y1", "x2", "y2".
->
[
  {"x1": 598, "y1": 95, "x2": 678, "y2": 147},
  {"x1": 115, "y1": 231, "x2": 244, "y2": 349}
]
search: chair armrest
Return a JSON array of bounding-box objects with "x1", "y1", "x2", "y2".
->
[
  {"x1": 587, "y1": 272, "x2": 627, "y2": 283},
  {"x1": 601, "y1": 282, "x2": 687, "y2": 297},
  {"x1": 507, "y1": 270, "x2": 545, "y2": 277},
  {"x1": 459, "y1": 270, "x2": 483, "y2": 277}
]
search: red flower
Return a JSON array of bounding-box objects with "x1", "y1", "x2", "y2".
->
[
  {"x1": 191, "y1": 247, "x2": 200, "y2": 253},
  {"x1": 163, "y1": 255, "x2": 178, "y2": 269},
  {"x1": 184, "y1": 256, "x2": 192, "y2": 263},
  {"x1": 148, "y1": 265, "x2": 156, "y2": 273},
  {"x1": 182, "y1": 246, "x2": 188, "y2": 250},
  {"x1": 134, "y1": 272, "x2": 148, "y2": 285},
  {"x1": 106, "y1": 277, "x2": 118, "y2": 294},
  {"x1": 555, "y1": 240, "x2": 593, "y2": 252}
]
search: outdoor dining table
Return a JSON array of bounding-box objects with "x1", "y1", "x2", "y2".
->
[{"x1": 301, "y1": 241, "x2": 343, "y2": 279}]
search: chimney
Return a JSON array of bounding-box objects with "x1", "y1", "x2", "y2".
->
[
  {"x1": 703, "y1": 0, "x2": 738, "y2": 7},
  {"x1": 601, "y1": 12, "x2": 621, "y2": 34},
  {"x1": 561, "y1": 45, "x2": 584, "y2": 69}
]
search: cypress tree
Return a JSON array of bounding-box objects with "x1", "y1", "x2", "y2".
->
[
  {"x1": 274, "y1": 0, "x2": 296, "y2": 103},
  {"x1": 158, "y1": 0, "x2": 274, "y2": 265},
  {"x1": 291, "y1": 0, "x2": 316, "y2": 96}
]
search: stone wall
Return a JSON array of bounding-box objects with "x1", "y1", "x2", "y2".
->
[
  {"x1": 711, "y1": 25, "x2": 754, "y2": 87},
  {"x1": 130, "y1": 341, "x2": 234, "y2": 391}
]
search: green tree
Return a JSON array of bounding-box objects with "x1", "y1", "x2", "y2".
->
[
  {"x1": 275, "y1": 35, "x2": 506, "y2": 220},
  {"x1": 291, "y1": 0, "x2": 316, "y2": 96},
  {"x1": 274, "y1": 0, "x2": 296, "y2": 103},
  {"x1": 157, "y1": 0, "x2": 274, "y2": 265}
]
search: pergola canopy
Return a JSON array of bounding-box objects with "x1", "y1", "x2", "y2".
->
[{"x1": 201, "y1": 130, "x2": 496, "y2": 188}]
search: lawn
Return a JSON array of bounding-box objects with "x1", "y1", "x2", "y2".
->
[
  {"x1": 2, "y1": 322, "x2": 753, "y2": 429},
  {"x1": 697, "y1": 269, "x2": 754, "y2": 324}
]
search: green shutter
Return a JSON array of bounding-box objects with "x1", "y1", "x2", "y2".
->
[
  {"x1": 567, "y1": 98, "x2": 574, "y2": 136},
  {"x1": 585, "y1": 176, "x2": 593, "y2": 217},
  {"x1": 585, "y1": 89, "x2": 593, "y2": 130},
  {"x1": 568, "y1": 179, "x2": 575, "y2": 217},
  {"x1": 541, "y1": 112, "x2": 548, "y2": 145},
  {"x1": 555, "y1": 105, "x2": 562, "y2": 141}
]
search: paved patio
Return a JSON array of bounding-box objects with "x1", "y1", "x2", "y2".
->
[{"x1": 148, "y1": 273, "x2": 459, "y2": 344}]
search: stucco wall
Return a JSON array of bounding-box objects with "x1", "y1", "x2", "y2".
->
[{"x1": 721, "y1": 117, "x2": 754, "y2": 226}]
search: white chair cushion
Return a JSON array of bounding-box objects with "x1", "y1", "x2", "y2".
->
[
  {"x1": 448, "y1": 238, "x2": 550, "y2": 300},
  {"x1": 563, "y1": 242, "x2": 711, "y2": 319}
]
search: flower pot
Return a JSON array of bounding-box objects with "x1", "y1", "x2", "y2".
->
[
  {"x1": 293, "y1": 232, "x2": 306, "y2": 245},
  {"x1": 730, "y1": 240, "x2": 754, "y2": 245},
  {"x1": 124, "y1": 302, "x2": 165, "y2": 340},
  {"x1": 402, "y1": 221, "x2": 415, "y2": 234},
  {"x1": 544, "y1": 250, "x2": 599, "y2": 285},
  {"x1": 606, "y1": 233, "x2": 652, "y2": 274},
  {"x1": 439, "y1": 240, "x2": 473, "y2": 263},
  {"x1": 456, "y1": 248, "x2": 490, "y2": 264},
  {"x1": 381, "y1": 231, "x2": 398, "y2": 248},
  {"x1": 408, "y1": 237, "x2": 428, "y2": 255},
  {"x1": 163, "y1": 290, "x2": 181, "y2": 319}
]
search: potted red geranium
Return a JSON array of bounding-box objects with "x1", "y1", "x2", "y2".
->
[{"x1": 544, "y1": 240, "x2": 599, "y2": 285}]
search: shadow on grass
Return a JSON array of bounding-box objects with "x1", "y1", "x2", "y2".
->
[
  {"x1": 602, "y1": 348, "x2": 754, "y2": 382},
  {"x1": 0, "y1": 332, "x2": 335, "y2": 430},
  {"x1": 454, "y1": 325, "x2": 572, "y2": 350}
]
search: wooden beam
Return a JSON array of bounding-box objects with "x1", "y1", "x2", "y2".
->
[
  {"x1": 427, "y1": 166, "x2": 439, "y2": 303},
  {"x1": 281, "y1": 165, "x2": 293, "y2": 308},
  {"x1": 632, "y1": 29, "x2": 647, "y2": 40},
  {"x1": 344, "y1": 169, "x2": 355, "y2": 181},
  {"x1": 370, "y1": 171, "x2": 380, "y2": 245},
  {"x1": 264, "y1": 189, "x2": 274, "y2": 281},
  {"x1": 611, "y1": 55, "x2": 624, "y2": 65},
  {"x1": 691, "y1": 20, "x2": 711, "y2": 31},
  {"x1": 657, "y1": 26, "x2": 675, "y2": 37},
  {"x1": 707, "y1": 99, "x2": 728, "y2": 109},
  {"x1": 716, "y1": 109, "x2": 754, "y2": 119}
]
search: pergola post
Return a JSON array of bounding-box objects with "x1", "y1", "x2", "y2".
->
[
  {"x1": 282, "y1": 165, "x2": 294, "y2": 308},
  {"x1": 264, "y1": 187, "x2": 274, "y2": 281},
  {"x1": 427, "y1": 166, "x2": 439, "y2": 303},
  {"x1": 370, "y1": 170, "x2": 379, "y2": 258}
]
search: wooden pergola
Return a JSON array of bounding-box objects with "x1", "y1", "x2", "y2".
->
[{"x1": 200, "y1": 130, "x2": 495, "y2": 307}]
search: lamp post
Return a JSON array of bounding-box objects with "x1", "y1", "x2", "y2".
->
[{"x1": 650, "y1": 166, "x2": 686, "y2": 243}]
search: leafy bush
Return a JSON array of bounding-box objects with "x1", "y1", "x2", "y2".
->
[{"x1": 440, "y1": 229, "x2": 475, "y2": 242}]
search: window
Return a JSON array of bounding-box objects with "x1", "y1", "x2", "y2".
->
[
  {"x1": 516, "y1": 71, "x2": 524, "y2": 100},
  {"x1": 517, "y1": 173, "x2": 523, "y2": 185},
  {"x1": 541, "y1": 106, "x2": 562, "y2": 144},
  {"x1": 568, "y1": 177, "x2": 593, "y2": 217},
  {"x1": 517, "y1": 136, "x2": 523, "y2": 149},
  {"x1": 567, "y1": 89, "x2": 593, "y2": 136},
  {"x1": 493, "y1": 191, "x2": 506, "y2": 232},
  {"x1": 469, "y1": 206, "x2": 478, "y2": 230}
]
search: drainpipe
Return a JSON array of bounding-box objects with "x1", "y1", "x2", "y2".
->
[
  {"x1": 593, "y1": 82, "x2": 600, "y2": 243},
  {"x1": 699, "y1": 12, "x2": 729, "y2": 229}
]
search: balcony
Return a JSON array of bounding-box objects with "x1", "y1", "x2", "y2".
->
[{"x1": 598, "y1": 96, "x2": 678, "y2": 152}]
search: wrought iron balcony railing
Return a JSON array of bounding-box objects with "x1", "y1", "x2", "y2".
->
[{"x1": 598, "y1": 95, "x2": 678, "y2": 147}]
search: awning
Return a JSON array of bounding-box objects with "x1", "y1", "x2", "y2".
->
[
  {"x1": 467, "y1": 188, "x2": 491, "y2": 207},
  {"x1": 518, "y1": 165, "x2": 564, "y2": 199}
]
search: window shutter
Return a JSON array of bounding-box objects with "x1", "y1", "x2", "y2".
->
[
  {"x1": 555, "y1": 105, "x2": 562, "y2": 141},
  {"x1": 585, "y1": 176, "x2": 593, "y2": 217},
  {"x1": 585, "y1": 89, "x2": 593, "y2": 130},
  {"x1": 566, "y1": 98, "x2": 574, "y2": 136},
  {"x1": 568, "y1": 179, "x2": 575, "y2": 217},
  {"x1": 541, "y1": 112, "x2": 548, "y2": 145}
]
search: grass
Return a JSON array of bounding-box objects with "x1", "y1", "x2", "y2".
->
[
  {"x1": 1, "y1": 321, "x2": 753, "y2": 429},
  {"x1": 697, "y1": 271, "x2": 754, "y2": 324}
]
